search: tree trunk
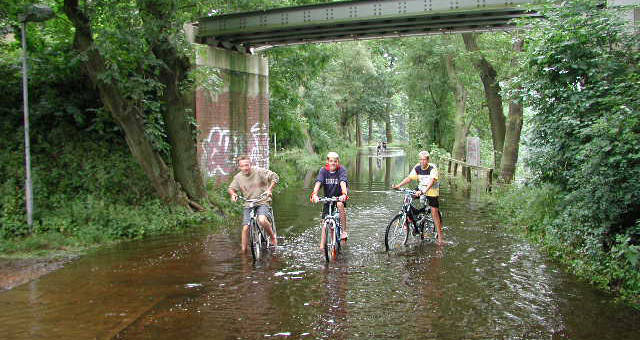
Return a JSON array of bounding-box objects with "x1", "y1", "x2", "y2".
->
[
  {"x1": 385, "y1": 117, "x2": 393, "y2": 144},
  {"x1": 138, "y1": 0, "x2": 207, "y2": 204},
  {"x1": 64, "y1": 0, "x2": 189, "y2": 207},
  {"x1": 462, "y1": 33, "x2": 506, "y2": 170},
  {"x1": 444, "y1": 54, "x2": 468, "y2": 161},
  {"x1": 346, "y1": 113, "x2": 353, "y2": 143},
  {"x1": 367, "y1": 116, "x2": 373, "y2": 144},
  {"x1": 339, "y1": 105, "x2": 349, "y2": 140},
  {"x1": 301, "y1": 122, "x2": 316, "y2": 154},
  {"x1": 500, "y1": 39, "x2": 525, "y2": 183},
  {"x1": 296, "y1": 86, "x2": 316, "y2": 155},
  {"x1": 355, "y1": 113, "x2": 363, "y2": 147},
  {"x1": 151, "y1": 39, "x2": 207, "y2": 204},
  {"x1": 426, "y1": 82, "x2": 447, "y2": 147}
]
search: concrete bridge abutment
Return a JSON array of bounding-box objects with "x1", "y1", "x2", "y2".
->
[{"x1": 194, "y1": 46, "x2": 270, "y2": 178}]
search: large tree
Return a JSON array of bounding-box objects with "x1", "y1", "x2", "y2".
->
[
  {"x1": 462, "y1": 33, "x2": 506, "y2": 170},
  {"x1": 445, "y1": 53, "x2": 469, "y2": 161},
  {"x1": 500, "y1": 38, "x2": 524, "y2": 182},
  {"x1": 62, "y1": 0, "x2": 210, "y2": 209}
]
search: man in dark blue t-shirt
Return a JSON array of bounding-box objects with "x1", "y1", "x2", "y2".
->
[{"x1": 310, "y1": 152, "x2": 349, "y2": 246}]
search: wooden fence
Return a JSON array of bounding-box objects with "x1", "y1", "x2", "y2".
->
[{"x1": 439, "y1": 156, "x2": 493, "y2": 192}]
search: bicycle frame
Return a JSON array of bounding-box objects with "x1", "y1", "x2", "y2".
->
[
  {"x1": 385, "y1": 189, "x2": 434, "y2": 250},
  {"x1": 317, "y1": 197, "x2": 342, "y2": 262},
  {"x1": 399, "y1": 189, "x2": 419, "y2": 227},
  {"x1": 237, "y1": 194, "x2": 275, "y2": 260}
]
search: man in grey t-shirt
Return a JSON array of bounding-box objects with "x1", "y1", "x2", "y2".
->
[{"x1": 228, "y1": 155, "x2": 279, "y2": 253}]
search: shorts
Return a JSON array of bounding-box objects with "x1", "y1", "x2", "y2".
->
[
  {"x1": 413, "y1": 186, "x2": 439, "y2": 208},
  {"x1": 425, "y1": 196, "x2": 439, "y2": 208},
  {"x1": 322, "y1": 201, "x2": 347, "y2": 218},
  {"x1": 242, "y1": 205, "x2": 272, "y2": 226}
]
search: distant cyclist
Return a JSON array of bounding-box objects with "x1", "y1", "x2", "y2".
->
[
  {"x1": 382, "y1": 141, "x2": 387, "y2": 152},
  {"x1": 310, "y1": 152, "x2": 349, "y2": 247},
  {"x1": 228, "y1": 155, "x2": 279, "y2": 253},
  {"x1": 392, "y1": 150, "x2": 444, "y2": 245}
]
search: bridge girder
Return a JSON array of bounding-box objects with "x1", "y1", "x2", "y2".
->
[{"x1": 196, "y1": 0, "x2": 540, "y2": 53}]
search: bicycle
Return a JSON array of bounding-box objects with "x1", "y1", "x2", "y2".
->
[
  {"x1": 384, "y1": 189, "x2": 436, "y2": 251},
  {"x1": 315, "y1": 197, "x2": 343, "y2": 262},
  {"x1": 237, "y1": 193, "x2": 277, "y2": 261}
]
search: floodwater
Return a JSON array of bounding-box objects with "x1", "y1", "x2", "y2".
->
[{"x1": 1, "y1": 148, "x2": 639, "y2": 340}]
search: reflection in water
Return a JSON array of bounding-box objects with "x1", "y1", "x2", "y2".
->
[{"x1": 1, "y1": 147, "x2": 639, "y2": 340}]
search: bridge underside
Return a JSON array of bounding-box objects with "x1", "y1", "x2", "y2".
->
[{"x1": 196, "y1": 0, "x2": 539, "y2": 53}]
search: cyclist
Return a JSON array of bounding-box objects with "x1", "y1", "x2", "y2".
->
[
  {"x1": 228, "y1": 155, "x2": 279, "y2": 253},
  {"x1": 376, "y1": 142, "x2": 382, "y2": 156},
  {"x1": 391, "y1": 150, "x2": 444, "y2": 245},
  {"x1": 382, "y1": 140, "x2": 387, "y2": 152},
  {"x1": 310, "y1": 152, "x2": 349, "y2": 248}
]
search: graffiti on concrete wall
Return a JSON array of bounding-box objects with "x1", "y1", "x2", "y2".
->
[
  {"x1": 201, "y1": 122, "x2": 269, "y2": 177},
  {"x1": 249, "y1": 122, "x2": 269, "y2": 168}
]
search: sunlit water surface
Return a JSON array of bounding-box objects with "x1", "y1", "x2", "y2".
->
[{"x1": 1, "y1": 148, "x2": 638, "y2": 340}]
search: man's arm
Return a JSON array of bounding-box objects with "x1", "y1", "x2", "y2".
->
[
  {"x1": 258, "y1": 168, "x2": 279, "y2": 198},
  {"x1": 228, "y1": 186, "x2": 239, "y2": 202},
  {"x1": 265, "y1": 179, "x2": 277, "y2": 198},
  {"x1": 416, "y1": 178, "x2": 434, "y2": 196},
  {"x1": 392, "y1": 176, "x2": 412, "y2": 189},
  {"x1": 310, "y1": 182, "x2": 321, "y2": 203},
  {"x1": 339, "y1": 167, "x2": 349, "y2": 201},
  {"x1": 339, "y1": 181, "x2": 348, "y2": 202}
]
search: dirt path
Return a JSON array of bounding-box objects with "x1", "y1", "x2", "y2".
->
[{"x1": 0, "y1": 256, "x2": 76, "y2": 291}]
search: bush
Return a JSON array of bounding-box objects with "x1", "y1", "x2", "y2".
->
[
  {"x1": 0, "y1": 122, "x2": 229, "y2": 255},
  {"x1": 493, "y1": 183, "x2": 640, "y2": 308},
  {"x1": 519, "y1": 0, "x2": 640, "y2": 241}
]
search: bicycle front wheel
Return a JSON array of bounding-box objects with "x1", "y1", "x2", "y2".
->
[
  {"x1": 249, "y1": 222, "x2": 262, "y2": 260},
  {"x1": 385, "y1": 214, "x2": 409, "y2": 251},
  {"x1": 324, "y1": 220, "x2": 338, "y2": 262}
]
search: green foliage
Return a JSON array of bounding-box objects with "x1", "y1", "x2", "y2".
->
[
  {"x1": 493, "y1": 184, "x2": 564, "y2": 238},
  {"x1": 519, "y1": 0, "x2": 640, "y2": 238},
  {"x1": 267, "y1": 43, "x2": 334, "y2": 149},
  {"x1": 272, "y1": 148, "x2": 321, "y2": 171},
  {"x1": 511, "y1": 0, "x2": 640, "y2": 307},
  {"x1": 397, "y1": 36, "x2": 455, "y2": 150},
  {"x1": 0, "y1": 120, "x2": 228, "y2": 254}
]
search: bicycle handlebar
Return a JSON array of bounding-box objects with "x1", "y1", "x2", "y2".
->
[
  {"x1": 316, "y1": 196, "x2": 342, "y2": 203},
  {"x1": 393, "y1": 188, "x2": 420, "y2": 196},
  {"x1": 236, "y1": 192, "x2": 268, "y2": 203}
]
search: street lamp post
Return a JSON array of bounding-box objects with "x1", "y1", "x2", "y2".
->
[{"x1": 19, "y1": 4, "x2": 55, "y2": 229}]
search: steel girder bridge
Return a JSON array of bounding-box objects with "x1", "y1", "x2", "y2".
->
[{"x1": 195, "y1": 0, "x2": 541, "y2": 53}]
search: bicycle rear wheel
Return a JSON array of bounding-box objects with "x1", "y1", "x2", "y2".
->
[
  {"x1": 249, "y1": 222, "x2": 262, "y2": 260},
  {"x1": 324, "y1": 220, "x2": 337, "y2": 262},
  {"x1": 385, "y1": 214, "x2": 409, "y2": 251}
]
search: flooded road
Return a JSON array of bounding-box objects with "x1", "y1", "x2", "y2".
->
[{"x1": 1, "y1": 148, "x2": 639, "y2": 340}]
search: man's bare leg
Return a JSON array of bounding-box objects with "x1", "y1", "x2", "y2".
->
[
  {"x1": 319, "y1": 224, "x2": 326, "y2": 250},
  {"x1": 431, "y1": 206, "x2": 444, "y2": 245},
  {"x1": 241, "y1": 224, "x2": 250, "y2": 252},
  {"x1": 337, "y1": 202, "x2": 348, "y2": 240},
  {"x1": 258, "y1": 215, "x2": 277, "y2": 247}
]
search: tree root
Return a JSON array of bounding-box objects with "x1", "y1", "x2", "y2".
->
[{"x1": 187, "y1": 200, "x2": 205, "y2": 212}]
